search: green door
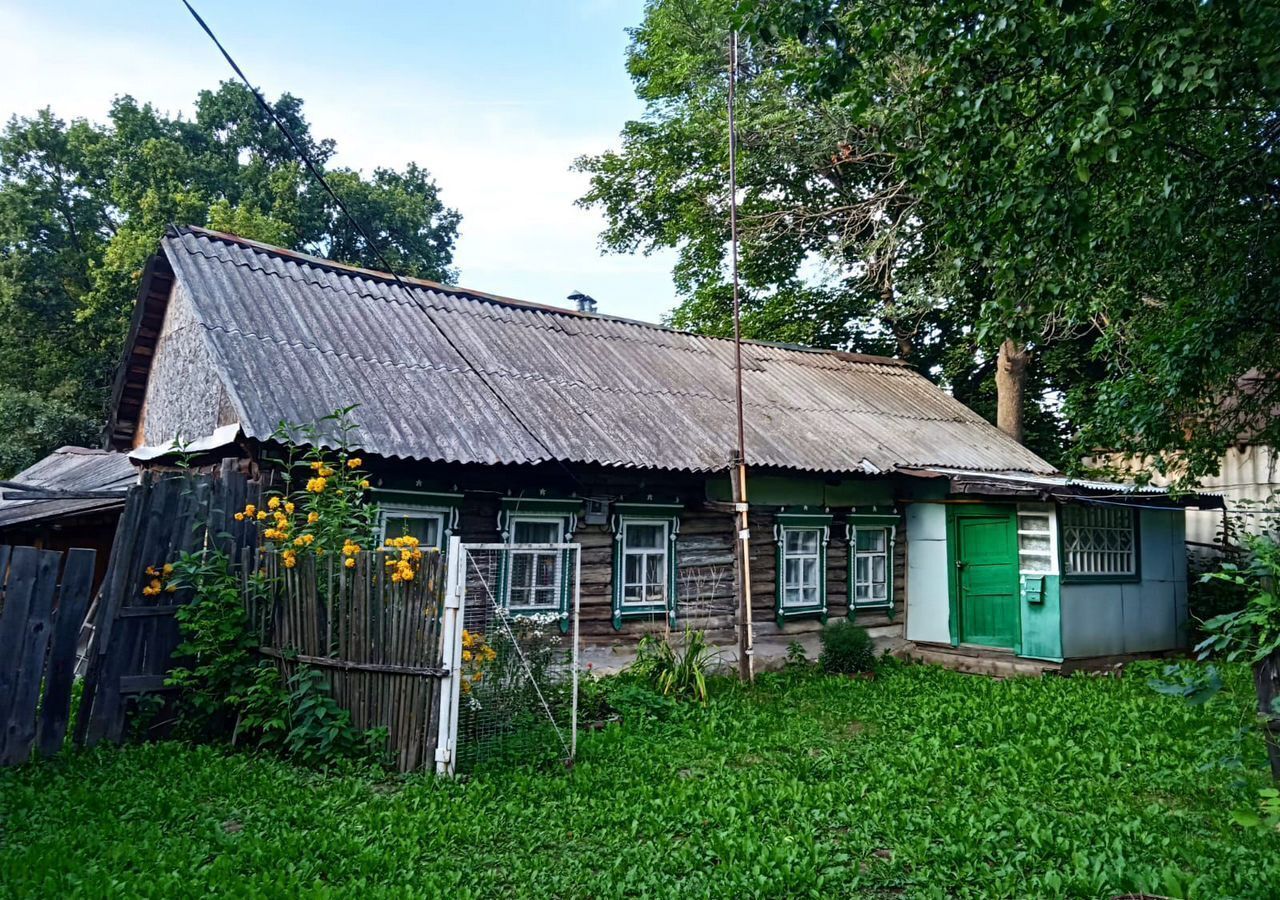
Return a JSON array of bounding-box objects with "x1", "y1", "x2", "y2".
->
[{"x1": 953, "y1": 510, "x2": 1019, "y2": 649}]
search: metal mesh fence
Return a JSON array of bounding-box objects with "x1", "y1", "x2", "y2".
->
[{"x1": 446, "y1": 543, "x2": 579, "y2": 773}]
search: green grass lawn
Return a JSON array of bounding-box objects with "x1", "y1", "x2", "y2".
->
[{"x1": 2, "y1": 662, "x2": 1277, "y2": 898}]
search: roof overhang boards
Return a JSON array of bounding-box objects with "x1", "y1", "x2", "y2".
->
[{"x1": 106, "y1": 251, "x2": 177, "y2": 451}]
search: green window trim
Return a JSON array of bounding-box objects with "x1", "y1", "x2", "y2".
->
[
  {"x1": 774, "y1": 509, "x2": 833, "y2": 627},
  {"x1": 846, "y1": 510, "x2": 898, "y2": 621},
  {"x1": 610, "y1": 503, "x2": 681, "y2": 630},
  {"x1": 1058, "y1": 504, "x2": 1142, "y2": 584},
  {"x1": 497, "y1": 497, "x2": 582, "y2": 634}
]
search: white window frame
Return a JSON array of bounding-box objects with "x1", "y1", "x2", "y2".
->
[
  {"x1": 1016, "y1": 504, "x2": 1059, "y2": 576},
  {"x1": 851, "y1": 525, "x2": 891, "y2": 606},
  {"x1": 780, "y1": 526, "x2": 823, "y2": 610},
  {"x1": 504, "y1": 513, "x2": 570, "y2": 613},
  {"x1": 619, "y1": 518, "x2": 670, "y2": 608},
  {"x1": 1061, "y1": 505, "x2": 1138, "y2": 579},
  {"x1": 378, "y1": 503, "x2": 449, "y2": 551}
]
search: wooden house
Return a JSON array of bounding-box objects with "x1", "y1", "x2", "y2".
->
[{"x1": 105, "y1": 226, "x2": 1221, "y2": 670}]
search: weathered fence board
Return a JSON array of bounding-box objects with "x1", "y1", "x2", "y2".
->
[
  {"x1": 0, "y1": 546, "x2": 97, "y2": 766},
  {"x1": 78, "y1": 459, "x2": 260, "y2": 747},
  {"x1": 35, "y1": 549, "x2": 96, "y2": 757}
]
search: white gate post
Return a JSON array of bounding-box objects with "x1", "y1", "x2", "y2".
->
[{"x1": 435, "y1": 535, "x2": 466, "y2": 776}]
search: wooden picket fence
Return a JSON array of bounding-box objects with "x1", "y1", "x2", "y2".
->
[
  {"x1": 0, "y1": 546, "x2": 96, "y2": 765},
  {"x1": 250, "y1": 549, "x2": 448, "y2": 772}
]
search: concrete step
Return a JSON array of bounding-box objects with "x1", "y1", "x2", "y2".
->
[{"x1": 899, "y1": 642, "x2": 1060, "y2": 678}]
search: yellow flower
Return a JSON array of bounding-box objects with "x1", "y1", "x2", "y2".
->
[
  {"x1": 318, "y1": 466, "x2": 334, "y2": 477},
  {"x1": 284, "y1": 556, "x2": 297, "y2": 569},
  {"x1": 244, "y1": 504, "x2": 256, "y2": 517},
  {"x1": 348, "y1": 458, "x2": 362, "y2": 469},
  {"x1": 359, "y1": 479, "x2": 371, "y2": 489},
  {"x1": 310, "y1": 461, "x2": 323, "y2": 471},
  {"x1": 344, "y1": 557, "x2": 356, "y2": 569},
  {"x1": 234, "y1": 512, "x2": 245, "y2": 522},
  {"x1": 256, "y1": 510, "x2": 267, "y2": 521},
  {"x1": 284, "y1": 502, "x2": 295, "y2": 514},
  {"x1": 145, "y1": 565, "x2": 159, "y2": 577},
  {"x1": 307, "y1": 511, "x2": 319, "y2": 524},
  {"x1": 162, "y1": 563, "x2": 174, "y2": 576},
  {"x1": 472, "y1": 670, "x2": 484, "y2": 683},
  {"x1": 268, "y1": 496, "x2": 281, "y2": 510},
  {"x1": 462, "y1": 649, "x2": 473, "y2": 662}
]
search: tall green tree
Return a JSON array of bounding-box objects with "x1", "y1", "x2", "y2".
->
[
  {"x1": 0, "y1": 82, "x2": 460, "y2": 476},
  {"x1": 738, "y1": 0, "x2": 1280, "y2": 478},
  {"x1": 576, "y1": 0, "x2": 1088, "y2": 464}
]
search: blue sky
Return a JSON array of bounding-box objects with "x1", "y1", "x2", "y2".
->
[{"x1": 0, "y1": 0, "x2": 679, "y2": 322}]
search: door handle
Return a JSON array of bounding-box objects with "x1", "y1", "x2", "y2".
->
[{"x1": 955, "y1": 561, "x2": 966, "y2": 570}]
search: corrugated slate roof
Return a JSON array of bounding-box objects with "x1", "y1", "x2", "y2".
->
[
  {"x1": 0, "y1": 447, "x2": 136, "y2": 528},
  {"x1": 153, "y1": 226, "x2": 1057, "y2": 475}
]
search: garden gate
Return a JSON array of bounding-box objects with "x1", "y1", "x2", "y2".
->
[{"x1": 436, "y1": 537, "x2": 581, "y2": 775}]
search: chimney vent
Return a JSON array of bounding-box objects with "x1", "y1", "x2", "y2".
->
[{"x1": 567, "y1": 290, "x2": 597, "y2": 314}]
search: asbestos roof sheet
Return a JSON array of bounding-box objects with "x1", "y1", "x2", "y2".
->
[
  {"x1": 0, "y1": 447, "x2": 137, "y2": 528},
  {"x1": 159, "y1": 226, "x2": 1058, "y2": 475}
]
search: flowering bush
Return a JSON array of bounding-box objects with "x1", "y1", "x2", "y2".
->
[{"x1": 460, "y1": 628, "x2": 498, "y2": 695}]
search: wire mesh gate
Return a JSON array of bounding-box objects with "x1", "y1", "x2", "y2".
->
[{"x1": 436, "y1": 538, "x2": 580, "y2": 775}]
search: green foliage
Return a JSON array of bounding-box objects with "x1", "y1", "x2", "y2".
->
[
  {"x1": 166, "y1": 547, "x2": 273, "y2": 742},
  {"x1": 283, "y1": 669, "x2": 388, "y2": 770},
  {"x1": 784, "y1": 639, "x2": 809, "y2": 669},
  {"x1": 0, "y1": 84, "x2": 460, "y2": 475},
  {"x1": 1198, "y1": 535, "x2": 1280, "y2": 665},
  {"x1": 632, "y1": 628, "x2": 718, "y2": 703},
  {"x1": 163, "y1": 538, "x2": 384, "y2": 769},
  {"x1": 740, "y1": 0, "x2": 1280, "y2": 478},
  {"x1": 0, "y1": 390, "x2": 99, "y2": 478},
  {"x1": 3, "y1": 664, "x2": 1278, "y2": 895},
  {"x1": 818, "y1": 620, "x2": 877, "y2": 675}
]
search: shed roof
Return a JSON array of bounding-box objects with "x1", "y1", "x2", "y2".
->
[
  {"x1": 111, "y1": 226, "x2": 1057, "y2": 476},
  {"x1": 0, "y1": 447, "x2": 136, "y2": 529}
]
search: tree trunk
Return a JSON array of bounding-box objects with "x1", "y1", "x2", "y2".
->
[
  {"x1": 1257, "y1": 648, "x2": 1280, "y2": 782},
  {"x1": 995, "y1": 338, "x2": 1030, "y2": 444}
]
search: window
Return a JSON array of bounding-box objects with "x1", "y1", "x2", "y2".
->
[
  {"x1": 621, "y1": 520, "x2": 669, "y2": 606},
  {"x1": 853, "y1": 527, "x2": 890, "y2": 604},
  {"x1": 610, "y1": 503, "x2": 681, "y2": 629},
  {"x1": 774, "y1": 512, "x2": 831, "y2": 625},
  {"x1": 783, "y1": 528, "x2": 822, "y2": 609},
  {"x1": 506, "y1": 516, "x2": 566, "y2": 611},
  {"x1": 379, "y1": 505, "x2": 447, "y2": 550},
  {"x1": 1017, "y1": 508, "x2": 1056, "y2": 575},
  {"x1": 1061, "y1": 506, "x2": 1137, "y2": 578}
]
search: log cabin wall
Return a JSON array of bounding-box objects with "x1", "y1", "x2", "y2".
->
[{"x1": 365, "y1": 458, "x2": 905, "y2": 648}]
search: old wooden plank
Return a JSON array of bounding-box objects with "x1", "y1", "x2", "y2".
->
[
  {"x1": 0, "y1": 549, "x2": 61, "y2": 765},
  {"x1": 36, "y1": 548, "x2": 96, "y2": 758},
  {"x1": 118, "y1": 674, "x2": 176, "y2": 695},
  {"x1": 257, "y1": 647, "x2": 448, "y2": 678},
  {"x1": 0, "y1": 547, "x2": 40, "y2": 752}
]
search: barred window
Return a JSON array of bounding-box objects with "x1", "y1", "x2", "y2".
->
[{"x1": 1061, "y1": 506, "x2": 1136, "y2": 578}]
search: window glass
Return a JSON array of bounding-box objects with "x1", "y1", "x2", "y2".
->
[
  {"x1": 507, "y1": 517, "x2": 565, "y2": 610},
  {"x1": 852, "y1": 526, "x2": 890, "y2": 606},
  {"x1": 781, "y1": 527, "x2": 822, "y2": 608},
  {"x1": 621, "y1": 520, "x2": 668, "y2": 605},
  {"x1": 1061, "y1": 506, "x2": 1136, "y2": 577},
  {"x1": 380, "y1": 508, "x2": 445, "y2": 550},
  {"x1": 1016, "y1": 509, "x2": 1055, "y2": 574}
]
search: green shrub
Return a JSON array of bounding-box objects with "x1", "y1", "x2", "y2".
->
[
  {"x1": 632, "y1": 629, "x2": 718, "y2": 703},
  {"x1": 819, "y1": 620, "x2": 877, "y2": 675}
]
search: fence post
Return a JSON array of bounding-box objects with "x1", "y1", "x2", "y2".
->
[{"x1": 435, "y1": 535, "x2": 465, "y2": 776}]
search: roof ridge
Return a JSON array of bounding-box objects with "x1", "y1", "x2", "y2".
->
[{"x1": 170, "y1": 225, "x2": 910, "y2": 369}]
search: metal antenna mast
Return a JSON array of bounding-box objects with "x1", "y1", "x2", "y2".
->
[{"x1": 728, "y1": 30, "x2": 754, "y2": 684}]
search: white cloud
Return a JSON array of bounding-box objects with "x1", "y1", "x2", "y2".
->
[{"x1": 0, "y1": 1, "x2": 678, "y2": 322}]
